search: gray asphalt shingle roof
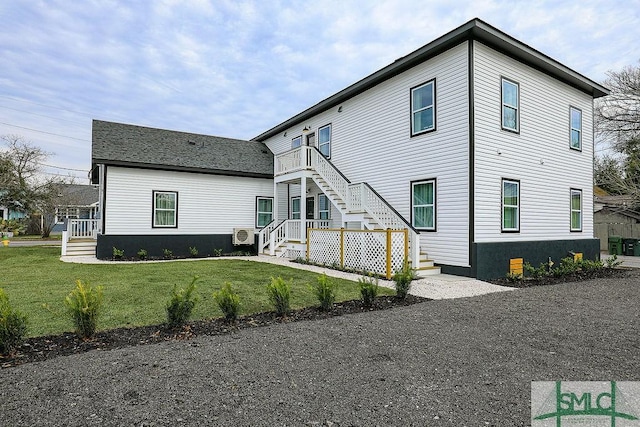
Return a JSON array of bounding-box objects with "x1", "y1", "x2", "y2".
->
[
  {"x1": 92, "y1": 120, "x2": 273, "y2": 178},
  {"x1": 58, "y1": 184, "x2": 99, "y2": 206}
]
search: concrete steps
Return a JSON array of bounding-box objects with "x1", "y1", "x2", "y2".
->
[{"x1": 65, "y1": 239, "x2": 96, "y2": 256}]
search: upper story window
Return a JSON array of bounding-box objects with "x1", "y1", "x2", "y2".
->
[
  {"x1": 411, "y1": 179, "x2": 436, "y2": 230},
  {"x1": 153, "y1": 191, "x2": 178, "y2": 228},
  {"x1": 570, "y1": 107, "x2": 582, "y2": 150},
  {"x1": 256, "y1": 197, "x2": 273, "y2": 228},
  {"x1": 502, "y1": 179, "x2": 519, "y2": 232},
  {"x1": 570, "y1": 189, "x2": 582, "y2": 231},
  {"x1": 411, "y1": 80, "x2": 435, "y2": 136},
  {"x1": 291, "y1": 135, "x2": 302, "y2": 149},
  {"x1": 501, "y1": 78, "x2": 519, "y2": 133},
  {"x1": 318, "y1": 124, "x2": 331, "y2": 157}
]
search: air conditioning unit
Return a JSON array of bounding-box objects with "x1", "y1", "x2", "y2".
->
[{"x1": 233, "y1": 228, "x2": 255, "y2": 245}]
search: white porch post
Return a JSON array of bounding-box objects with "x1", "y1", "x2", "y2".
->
[
  {"x1": 273, "y1": 181, "x2": 279, "y2": 225},
  {"x1": 300, "y1": 177, "x2": 307, "y2": 243}
]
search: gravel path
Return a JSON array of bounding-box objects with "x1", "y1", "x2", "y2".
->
[{"x1": 2, "y1": 273, "x2": 639, "y2": 426}]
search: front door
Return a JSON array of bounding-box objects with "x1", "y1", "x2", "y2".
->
[
  {"x1": 306, "y1": 197, "x2": 315, "y2": 220},
  {"x1": 306, "y1": 132, "x2": 316, "y2": 147}
]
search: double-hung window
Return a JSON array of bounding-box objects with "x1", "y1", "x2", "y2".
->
[
  {"x1": 153, "y1": 191, "x2": 177, "y2": 228},
  {"x1": 570, "y1": 107, "x2": 582, "y2": 150},
  {"x1": 291, "y1": 135, "x2": 302, "y2": 149},
  {"x1": 318, "y1": 124, "x2": 331, "y2": 157},
  {"x1": 411, "y1": 180, "x2": 436, "y2": 230},
  {"x1": 411, "y1": 80, "x2": 435, "y2": 136},
  {"x1": 291, "y1": 196, "x2": 301, "y2": 219},
  {"x1": 501, "y1": 78, "x2": 519, "y2": 132},
  {"x1": 318, "y1": 194, "x2": 330, "y2": 220},
  {"x1": 256, "y1": 197, "x2": 273, "y2": 228},
  {"x1": 570, "y1": 189, "x2": 582, "y2": 231},
  {"x1": 502, "y1": 180, "x2": 519, "y2": 232}
]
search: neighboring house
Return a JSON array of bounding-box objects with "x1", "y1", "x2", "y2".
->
[
  {"x1": 50, "y1": 184, "x2": 100, "y2": 234},
  {"x1": 90, "y1": 120, "x2": 273, "y2": 258},
  {"x1": 90, "y1": 18, "x2": 608, "y2": 279},
  {"x1": 594, "y1": 186, "x2": 640, "y2": 251}
]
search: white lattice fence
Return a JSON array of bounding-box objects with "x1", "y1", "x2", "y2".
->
[{"x1": 307, "y1": 228, "x2": 408, "y2": 278}]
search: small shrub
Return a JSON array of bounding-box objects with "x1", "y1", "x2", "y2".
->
[
  {"x1": 64, "y1": 280, "x2": 103, "y2": 339},
  {"x1": 212, "y1": 248, "x2": 223, "y2": 257},
  {"x1": 163, "y1": 248, "x2": 173, "y2": 259},
  {"x1": 0, "y1": 289, "x2": 28, "y2": 355},
  {"x1": 189, "y1": 246, "x2": 199, "y2": 257},
  {"x1": 605, "y1": 254, "x2": 622, "y2": 269},
  {"x1": 524, "y1": 262, "x2": 549, "y2": 279},
  {"x1": 213, "y1": 282, "x2": 241, "y2": 321},
  {"x1": 359, "y1": 274, "x2": 379, "y2": 308},
  {"x1": 552, "y1": 257, "x2": 581, "y2": 277},
  {"x1": 312, "y1": 273, "x2": 337, "y2": 311},
  {"x1": 393, "y1": 261, "x2": 414, "y2": 299},
  {"x1": 505, "y1": 272, "x2": 523, "y2": 282},
  {"x1": 137, "y1": 248, "x2": 148, "y2": 260},
  {"x1": 578, "y1": 258, "x2": 604, "y2": 272},
  {"x1": 166, "y1": 277, "x2": 199, "y2": 328},
  {"x1": 267, "y1": 276, "x2": 291, "y2": 317},
  {"x1": 112, "y1": 247, "x2": 124, "y2": 259}
]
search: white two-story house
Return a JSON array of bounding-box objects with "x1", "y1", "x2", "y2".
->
[{"x1": 88, "y1": 18, "x2": 608, "y2": 280}]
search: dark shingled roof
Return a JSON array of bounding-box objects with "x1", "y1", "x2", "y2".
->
[
  {"x1": 92, "y1": 120, "x2": 273, "y2": 178},
  {"x1": 58, "y1": 184, "x2": 99, "y2": 206}
]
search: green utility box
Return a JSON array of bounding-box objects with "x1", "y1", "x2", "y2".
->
[{"x1": 608, "y1": 236, "x2": 622, "y2": 255}]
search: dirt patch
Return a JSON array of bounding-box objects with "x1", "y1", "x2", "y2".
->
[{"x1": 1, "y1": 295, "x2": 426, "y2": 369}]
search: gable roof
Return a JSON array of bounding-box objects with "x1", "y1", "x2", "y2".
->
[
  {"x1": 57, "y1": 184, "x2": 99, "y2": 206},
  {"x1": 252, "y1": 18, "x2": 610, "y2": 142},
  {"x1": 92, "y1": 120, "x2": 273, "y2": 179}
]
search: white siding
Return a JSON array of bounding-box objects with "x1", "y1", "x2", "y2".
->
[
  {"x1": 104, "y1": 167, "x2": 273, "y2": 235},
  {"x1": 264, "y1": 43, "x2": 471, "y2": 267},
  {"x1": 473, "y1": 42, "x2": 594, "y2": 242}
]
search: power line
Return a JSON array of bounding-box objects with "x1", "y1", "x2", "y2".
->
[
  {"x1": 39, "y1": 163, "x2": 89, "y2": 172},
  {"x1": 0, "y1": 122, "x2": 89, "y2": 142},
  {"x1": 0, "y1": 105, "x2": 87, "y2": 127},
  {"x1": 0, "y1": 95, "x2": 97, "y2": 119}
]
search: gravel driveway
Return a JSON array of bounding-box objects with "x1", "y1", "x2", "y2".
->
[{"x1": 1, "y1": 273, "x2": 639, "y2": 426}]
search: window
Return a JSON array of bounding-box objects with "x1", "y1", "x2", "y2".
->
[
  {"x1": 411, "y1": 80, "x2": 435, "y2": 136},
  {"x1": 291, "y1": 197, "x2": 301, "y2": 219},
  {"x1": 570, "y1": 107, "x2": 582, "y2": 150},
  {"x1": 411, "y1": 180, "x2": 435, "y2": 230},
  {"x1": 318, "y1": 194, "x2": 330, "y2": 220},
  {"x1": 153, "y1": 191, "x2": 177, "y2": 228},
  {"x1": 291, "y1": 135, "x2": 302, "y2": 148},
  {"x1": 501, "y1": 78, "x2": 519, "y2": 132},
  {"x1": 256, "y1": 197, "x2": 273, "y2": 228},
  {"x1": 502, "y1": 180, "x2": 519, "y2": 232},
  {"x1": 571, "y1": 189, "x2": 582, "y2": 231},
  {"x1": 318, "y1": 124, "x2": 331, "y2": 157}
]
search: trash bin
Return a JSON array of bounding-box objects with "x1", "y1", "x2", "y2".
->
[
  {"x1": 622, "y1": 238, "x2": 636, "y2": 256},
  {"x1": 634, "y1": 241, "x2": 640, "y2": 257},
  {"x1": 609, "y1": 236, "x2": 622, "y2": 255}
]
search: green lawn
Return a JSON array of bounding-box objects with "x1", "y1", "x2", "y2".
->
[{"x1": 0, "y1": 246, "x2": 391, "y2": 337}]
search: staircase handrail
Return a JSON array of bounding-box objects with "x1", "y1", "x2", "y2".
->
[
  {"x1": 268, "y1": 219, "x2": 289, "y2": 255},
  {"x1": 258, "y1": 219, "x2": 280, "y2": 252},
  {"x1": 308, "y1": 147, "x2": 351, "y2": 203}
]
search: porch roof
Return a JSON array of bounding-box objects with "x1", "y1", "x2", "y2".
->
[
  {"x1": 92, "y1": 120, "x2": 274, "y2": 180},
  {"x1": 252, "y1": 18, "x2": 610, "y2": 142}
]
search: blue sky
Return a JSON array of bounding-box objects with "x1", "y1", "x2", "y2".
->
[{"x1": 1, "y1": 0, "x2": 638, "y2": 183}]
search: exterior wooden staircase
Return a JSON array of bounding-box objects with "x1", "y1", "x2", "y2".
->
[{"x1": 267, "y1": 146, "x2": 441, "y2": 276}]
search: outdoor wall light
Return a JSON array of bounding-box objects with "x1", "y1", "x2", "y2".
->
[
  {"x1": 303, "y1": 126, "x2": 310, "y2": 133},
  {"x1": 283, "y1": 131, "x2": 287, "y2": 137},
  {"x1": 338, "y1": 106, "x2": 343, "y2": 112}
]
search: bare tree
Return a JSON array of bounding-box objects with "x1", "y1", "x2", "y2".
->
[
  {"x1": 0, "y1": 135, "x2": 73, "y2": 236},
  {"x1": 595, "y1": 62, "x2": 640, "y2": 205}
]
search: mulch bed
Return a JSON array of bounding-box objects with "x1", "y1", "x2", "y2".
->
[
  {"x1": 1, "y1": 295, "x2": 426, "y2": 369},
  {"x1": 490, "y1": 267, "x2": 631, "y2": 288}
]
